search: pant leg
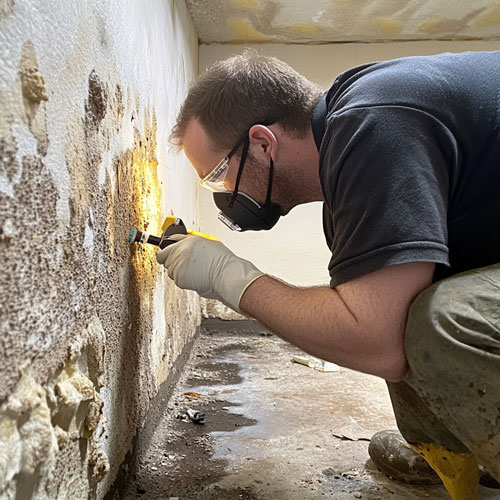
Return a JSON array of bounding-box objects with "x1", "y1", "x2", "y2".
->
[
  {"x1": 388, "y1": 263, "x2": 500, "y2": 478},
  {"x1": 386, "y1": 380, "x2": 469, "y2": 452}
]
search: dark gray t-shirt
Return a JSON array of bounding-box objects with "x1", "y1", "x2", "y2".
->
[{"x1": 312, "y1": 51, "x2": 500, "y2": 287}]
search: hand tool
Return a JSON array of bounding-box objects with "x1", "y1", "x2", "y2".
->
[
  {"x1": 186, "y1": 408, "x2": 205, "y2": 424},
  {"x1": 129, "y1": 216, "x2": 219, "y2": 249}
]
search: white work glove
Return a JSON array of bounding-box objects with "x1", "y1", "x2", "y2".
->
[{"x1": 156, "y1": 234, "x2": 264, "y2": 313}]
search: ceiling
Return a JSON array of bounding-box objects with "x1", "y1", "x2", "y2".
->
[{"x1": 185, "y1": 0, "x2": 500, "y2": 44}]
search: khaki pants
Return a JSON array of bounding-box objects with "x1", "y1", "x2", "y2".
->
[{"x1": 387, "y1": 263, "x2": 500, "y2": 479}]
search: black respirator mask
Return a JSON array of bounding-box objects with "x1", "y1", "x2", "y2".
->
[{"x1": 213, "y1": 134, "x2": 281, "y2": 232}]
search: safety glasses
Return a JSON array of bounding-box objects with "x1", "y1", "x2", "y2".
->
[
  {"x1": 199, "y1": 156, "x2": 231, "y2": 192},
  {"x1": 199, "y1": 134, "x2": 248, "y2": 192}
]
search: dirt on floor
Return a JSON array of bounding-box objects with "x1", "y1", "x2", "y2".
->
[{"x1": 117, "y1": 319, "x2": 500, "y2": 500}]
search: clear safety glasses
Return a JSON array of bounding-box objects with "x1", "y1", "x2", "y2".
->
[
  {"x1": 199, "y1": 133, "x2": 248, "y2": 192},
  {"x1": 199, "y1": 156, "x2": 231, "y2": 192}
]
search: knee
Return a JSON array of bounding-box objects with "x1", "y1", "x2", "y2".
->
[{"x1": 403, "y1": 280, "x2": 458, "y2": 375}]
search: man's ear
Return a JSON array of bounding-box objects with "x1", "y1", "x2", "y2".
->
[{"x1": 248, "y1": 124, "x2": 278, "y2": 160}]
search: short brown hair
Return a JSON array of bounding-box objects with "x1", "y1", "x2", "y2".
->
[{"x1": 170, "y1": 49, "x2": 322, "y2": 153}]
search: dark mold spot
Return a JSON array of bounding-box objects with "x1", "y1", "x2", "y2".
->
[{"x1": 85, "y1": 70, "x2": 108, "y2": 129}]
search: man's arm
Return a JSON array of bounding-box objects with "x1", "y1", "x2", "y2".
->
[
  {"x1": 240, "y1": 262, "x2": 435, "y2": 382},
  {"x1": 156, "y1": 235, "x2": 435, "y2": 382}
]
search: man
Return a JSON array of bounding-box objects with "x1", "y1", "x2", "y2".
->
[{"x1": 156, "y1": 50, "x2": 500, "y2": 499}]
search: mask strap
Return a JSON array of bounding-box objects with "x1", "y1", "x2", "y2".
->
[
  {"x1": 230, "y1": 135, "x2": 250, "y2": 207},
  {"x1": 264, "y1": 157, "x2": 274, "y2": 207}
]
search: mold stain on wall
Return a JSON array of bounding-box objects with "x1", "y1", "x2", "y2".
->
[
  {"x1": 60, "y1": 69, "x2": 167, "y2": 495},
  {"x1": 104, "y1": 106, "x2": 165, "y2": 435},
  {"x1": 1, "y1": 45, "x2": 171, "y2": 496}
]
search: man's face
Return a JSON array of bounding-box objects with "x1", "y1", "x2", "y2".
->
[{"x1": 183, "y1": 119, "x2": 275, "y2": 209}]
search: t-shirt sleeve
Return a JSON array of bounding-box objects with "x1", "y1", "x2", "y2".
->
[{"x1": 321, "y1": 105, "x2": 456, "y2": 287}]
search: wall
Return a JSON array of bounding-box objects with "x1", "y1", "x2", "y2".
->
[
  {"x1": 0, "y1": 1, "x2": 199, "y2": 498},
  {"x1": 198, "y1": 40, "x2": 500, "y2": 308}
]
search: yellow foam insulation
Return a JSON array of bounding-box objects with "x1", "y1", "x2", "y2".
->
[
  {"x1": 288, "y1": 23, "x2": 321, "y2": 38},
  {"x1": 19, "y1": 42, "x2": 48, "y2": 103},
  {"x1": 475, "y1": 2, "x2": 500, "y2": 27},
  {"x1": 18, "y1": 41, "x2": 49, "y2": 155},
  {"x1": 228, "y1": 18, "x2": 270, "y2": 41},
  {"x1": 231, "y1": 0, "x2": 261, "y2": 9},
  {"x1": 376, "y1": 18, "x2": 403, "y2": 36},
  {"x1": 0, "y1": 340, "x2": 109, "y2": 498},
  {"x1": 420, "y1": 19, "x2": 448, "y2": 34},
  {"x1": 186, "y1": 0, "x2": 500, "y2": 43},
  {"x1": 0, "y1": 374, "x2": 57, "y2": 494}
]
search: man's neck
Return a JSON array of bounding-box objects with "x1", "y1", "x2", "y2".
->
[{"x1": 285, "y1": 127, "x2": 323, "y2": 206}]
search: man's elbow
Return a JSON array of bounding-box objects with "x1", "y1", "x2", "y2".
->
[{"x1": 382, "y1": 351, "x2": 409, "y2": 383}]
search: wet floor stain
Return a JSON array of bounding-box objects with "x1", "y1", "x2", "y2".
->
[{"x1": 117, "y1": 320, "x2": 499, "y2": 500}]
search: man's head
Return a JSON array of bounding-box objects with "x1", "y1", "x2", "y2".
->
[
  {"x1": 171, "y1": 50, "x2": 323, "y2": 229},
  {"x1": 171, "y1": 49, "x2": 322, "y2": 154}
]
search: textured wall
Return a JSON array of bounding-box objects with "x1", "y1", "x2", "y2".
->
[{"x1": 0, "y1": 1, "x2": 199, "y2": 498}]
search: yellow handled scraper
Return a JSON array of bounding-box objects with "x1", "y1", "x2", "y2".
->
[{"x1": 129, "y1": 216, "x2": 219, "y2": 249}]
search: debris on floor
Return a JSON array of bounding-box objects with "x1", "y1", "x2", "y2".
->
[
  {"x1": 292, "y1": 354, "x2": 341, "y2": 372},
  {"x1": 331, "y1": 420, "x2": 372, "y2": 442},
  {"x1": 118, "y1": 319, "x2": 499, "y2": 499}
]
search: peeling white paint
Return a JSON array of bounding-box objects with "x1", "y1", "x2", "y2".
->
[
  {"x1": 1, "y1": 219, "x2": 15, "y2": 239},
  {"x1": 97, "y1": 122, "x2": 134, "y2": 187},
  {"x1": 151, "y1": 275, "x2": 169, "y2": 385},
  {"x1": 11, "y1": 121, "x2": 36, "y2": 180},
  {"x1": 83, "y1": 220, "x2": 94, "y2": 255},
  {"x1": 0, "y1": 172, "x2": 14, "y2": 198}
]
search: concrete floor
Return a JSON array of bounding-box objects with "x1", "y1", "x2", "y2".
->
[{"x1": 119, "y1": 320, "x2": 500, "y2": 500}]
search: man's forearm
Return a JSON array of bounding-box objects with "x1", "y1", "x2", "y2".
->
[
  {"x1": 155, "y1": 233, "x2": 433, "y2": 381},
  {"x1": 240, "y1": 275, "x2": 409, "y2": 382}
]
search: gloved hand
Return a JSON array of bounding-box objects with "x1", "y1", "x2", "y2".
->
[{"x1": 156, "y1": 234, "x2": 264, "y2": 313}]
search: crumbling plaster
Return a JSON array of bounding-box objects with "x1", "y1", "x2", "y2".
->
[{"x1": 0, "y1": 0, "x2": 199, "y2": 498}]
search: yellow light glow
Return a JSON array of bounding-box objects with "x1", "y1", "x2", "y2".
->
[{"x1": 131, "y1": 116, "x2": 162, "y2": 274}]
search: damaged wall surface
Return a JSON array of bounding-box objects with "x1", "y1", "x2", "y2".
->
[{"x1": 0, "y1": 0, "x2": 199, "y2": 498}]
